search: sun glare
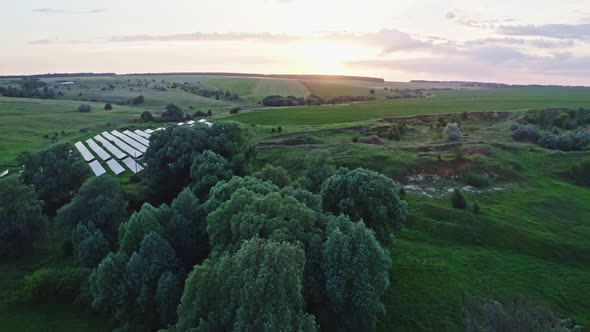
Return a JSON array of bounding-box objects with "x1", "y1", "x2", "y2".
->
[{"x1": 292, "y1": 42, "x2": 372, "y2": 75}]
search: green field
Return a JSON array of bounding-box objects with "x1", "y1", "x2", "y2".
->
[
  {"x1": 0, "y1": 97, "x2": 147, "y2": 166},
  {"x1": 229, "y1": 87, "x2": 590, "y2": 125},
  {"x1": 251, "y1": 78, "x2": 311, "y2": 98}
]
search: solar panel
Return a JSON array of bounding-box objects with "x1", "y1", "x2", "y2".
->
[
  {"x1": 123, "y1": 130, "x2": 150, "y2": 146},
  {"x1": 122, "y1": 157, "x2": 144, "y2": 174},
  {"x1": 187, "y1": 120, "x2": 196, "y2": 125},
  {"x1": 204, "y1": 121, "x2": 213, "y2": 127},
  {"x1": 134, "y1": 129, "x2": 151, "y2": 139},
  {"x1": 106, "y1": 159, "x2": 126, "y2": 175},
  {"x1": 88, "y1": 160, "x2": 106, "y2": 176},
  {"x1": 156, "y1": 127, "x2": 165, "y2": 131},
  {"x1": 144, "y1": 129, "x2": 154, "y2": 134},
  {"x1": 111, "y1": 131, "x2": 147, "y2": 153},
  {"x1": 178, "y1": 122, "x2": 185, "y2": 126},
  {"x1": 0, "y1": 169, "x2": 8, "y2": 178},
  {"x1": 198, "y1": 119, "x2": 206, "y2": 123},
  {"x1": 86, "y1": 138, "x2": 111, "y2": 161},
  {"x1": 102, "y1": 131, "x2": 142, "y2": 158},
  {"x1": 95, "y1": 135, "x2": 127, "y2": 159},
  {"x1": 75, "y1": 142, "x2": 95, "y2": 161}
]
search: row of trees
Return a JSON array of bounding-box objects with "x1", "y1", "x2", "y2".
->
[
  {"x1": 262, "y1": 94, "x2": 376, "y2": 107},
  {"x1": 0, "y1": 78, "x2": 56, "y2": 99}
]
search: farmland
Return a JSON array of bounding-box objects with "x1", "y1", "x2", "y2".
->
[{"x1": 1, "y1": 74, "x2": 590, "y2": 332}]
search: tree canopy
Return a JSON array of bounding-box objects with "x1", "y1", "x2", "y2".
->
[
  {"x1": 321, "y1": 168, "x2": 408, "y2": 245},
  {"x1": 177, "y1": 238, "x2": 317, "y2": 332},
  {"x1": 18, "y1": 143, "x2": 89, "y2": 210},
  {"x1": 0, "y1": 177, "x2": 46, "y2": 257}
]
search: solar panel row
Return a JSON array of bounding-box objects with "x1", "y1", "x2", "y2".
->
[
  {"x1": 75, "y1": 142, "x2": 95, "y2": 162},
  {"x1": 134, "y1": 129, "x2": 150, "y2": 139},
  {"x1": 86, "y1": 138, "x2": 111, "y2": 161},
  {"x1": 102, "y1": 131, "x2": 142, "y2": 158},
  {"x1": 122, "y1": 157, "x2": 144, "y2": 174},
  {"x1": 123, "y1": 130, "x2": 150, "y2": 146},
  {"x1": 88, "y1": 160, "x2": 107, "y2": 176},
  {"x1": 94, "y1": 135, "x2": 127, "y2": 159},
  {"x1": 106, "y1": 159, "x2": 126, "y2": 175},
  {"x1": 112, "y1": 130, "x2": 147, "y2": 153}
]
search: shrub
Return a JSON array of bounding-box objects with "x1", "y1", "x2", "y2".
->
[
  {"x1": 466, "y1": 173, "x2": 491, "y2": 188},
  {"x1": 473, "y1": 201, "x2": 481, "y2": 214},
  {"x1": 443, "y1": 123, "x2": 461, "y2": 141},
  {"x1": 140, "y1": 111, "x2": 154, "y2": 122},
  {"x1": 510, "y1": 124, "x2": 540, "y2": 142},
  {"x1": 569, "y1": 160, "x2": 590, "y2": 186},
  {"x1": 23, "y1": 267, "x2": 90, "y2": 303},
  {"x1": 352, "y1": 136, "x2": 359, "y2": 143},
  {"x1": 131, "y1": 95, "x2": 144, "y2": 105},
  {"x1": 453, "y1": 146, "x2": 466, "y2": 161},
  {"x1": 104, "y1": 103, "x2": 113, "y2": 110},
  {"x1": 229, "y1": 107, "x2": 240, "y2": 114},
  {"x1": 78, "y1": 104, "x2": 91, "y2": 112},
  {"x1": 451, "y1": 188, "x2": 467, "y2": 209}
]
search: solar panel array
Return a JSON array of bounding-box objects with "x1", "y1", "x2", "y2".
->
[{"x1": 74, "y1": 121, "x2": 213, "y2": 177}]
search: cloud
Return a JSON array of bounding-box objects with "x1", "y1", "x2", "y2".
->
[
  {"x1": 322, "y1": 29, "x2": 437, "y2": 54},
  {"x1": 458, "y1": 18, "x2": 517, "y2": 29},
  {"x1": 464, "y1": 37, "x2": 525, "y2": 47},
  {"x1": 497, "y1": 24, "x2": 590, "y2": 39},
  {"x1": 107, "y1": 32, "x2": 302, "y2": 43},
  {"x1": 32, "y1": 8, "x2": 105, "y2": 14},
  {"x1": 445, "y1": 11, "x2": 456, "y2": 20}
]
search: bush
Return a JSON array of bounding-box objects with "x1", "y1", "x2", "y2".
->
[
  {"x1": 453, "y1": 146, "x2": 466, "y2": 161},
  {"x1": 466, "y1": 173, "x2": 491, "y2": 188},
  {"x1": 451, "y1": 188, "x2": 467, "y2": 209},
  {"x1": 352, "y1": 136, "x2": 359, "y2": 143},
  {"x1": 443, "y1": 123, "x2": 461, "y2": 141},
  {"x1": 229, "y1": 107, "x2": 240, "y2": 114},
  {"x1": 104, "y1": 103, "x2": 113, "y2": 110},
  {"x1": 510, "y1": 124, "x2": 540, "y2": 142},
  {"x1": 140, "y1": 111, "x2": 154, "y2": 122},
  {"x1": 473, "y1": 201, "x2": 481, "y2": 214},
  {"x1": 131, "y1": 95, "x2": 144, "y2": 105},
  {"x1": 78, "y1": 104, "x2": 91, "y2": 112},
  {"x1": 569, "y1": 160, "x2": 590, "y2": 186},
  {"x1": 23, "y1": 267, "x2": 90, "y2": 303}
]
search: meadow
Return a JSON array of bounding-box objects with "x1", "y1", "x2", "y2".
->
[{"x1": 1, "y1": 74, "x2": 590, "y2": 331}]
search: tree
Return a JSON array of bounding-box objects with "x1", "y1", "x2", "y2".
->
[
  {"x1": 118, "y1": 203, "x2": 163, "y2": 255},
  {"x1": 443, "y1": 123, "x2": 461, "y2": 141},
  {"x1": 131, "y1": 95, "x2": 144, "y2": 105},
  {"x1": 71, "y1": 222, "x2": 109, "y2": 267},
  {"x1": 78, "y1": 104, "x2": 92, "y2": 112},
  {"x1": 206, "y1": 189, "x2": 316, "y2": 254},
  {"x1": 163, "y1": 188, "x2": 210, "y2": 268},
  {"x1": 203, "y1": 176, "x2": 279, "y2": 214},
  {"x1": 18, "y1": 143, "x2": 89, "y2": 210},
  {"x1": 321, "y1": 215, "x2": 390, "y2": 331},
  {"x1": 300, "y1": 152, "x2": 336, "y2": 193},
  {"x1": 321, "y1": 168, "x2": 408, "y2": 245},
  {"x1": 253, "y1": 164, "x2": 292, "y2": 188},
  {"x1": 569, "y1": 160, "x2": 590, "y2": 186},
  {"x1": 89, "y1": 252, "x2": 130, "y2": 320},
  {"x1": 161, "y1": 104, "x2": 185, "y2": 121},
  {"x1": 369, "y1": 89, "x2": 375, "y2": 94},
  {"x1": 190, "y1": 150, "x2": 233, "y2": 198},
  {"x1": 176, "y1": 239, "x2": 317, "y2": 332},
  {"x1": 452, "y1": 188, "x2": 467, "y2": 209},
  {"x1": 155, "y1": 271, "x2": 183, "y2": 327},
  {"x1": 0, "y1": 177, "x2": 46, "y2": 257},
  {"x1": 140, "y1": 111, "x2": 154, "y2": 122},
  {"x1": 56, "y1": 175, "x2": 127, "y2": 242},
  {"x1": 104, "y1": 103, "x2": 113, "y2": 110}
]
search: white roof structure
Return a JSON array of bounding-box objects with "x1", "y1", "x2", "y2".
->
[
  {"x1": 88, "y1": 160, "x2": 107, "y2": 176},
  {"x1": 94, "y1": 135, "x2": 126, "y2": 159},
  {"x1": 144, "y1": 129, "x2": 154, "y2": 134},
  {"x1": 0, "y1": 169, "x2": 8, "y2": 178},
  {"x1": 197, "y1": 119, "x2": 207, "y2": 123},
  {"x1": 102, "y1": 131, "x2": 142, "y2": 158},
  {"x1": 122, "y1": 157, "x2": 144, "y2": 174},
  {"x1": 156, "y1": 127, "x2": 165, "y2": 131},
  {"x1": 106, "y1": 159, "x2": 126, "y2": 175},
  {"x1": 187, "y1": 120, "x2": 196, "y2": 125},
  {"x1": 204, "y1": 121, "x2": 213, "y2": 127},
  {"x1": 86, "y1": 138, "x2": 111, "y2": 161},
  {"x1": 134, "y1": 129, "x2": 151, "y2": 139},
  {"x1": 111, "y1": 130, "x2": 147, "y2": 153},
  {"x1": 178, "y1": 122, "x2": 185, "y2": 126},
  {"x1": 123, "y1": 130, "x2": 150, "y2": 146},
  {"x1": 75, "y1": 142, "x2": 95, "y2": 162}
]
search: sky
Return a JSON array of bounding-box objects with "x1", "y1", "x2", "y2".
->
[{"x1": 1, "y1": 0, "x2": 590, "y2": 85}]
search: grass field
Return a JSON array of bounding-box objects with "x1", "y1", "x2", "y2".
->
[
  {"x1": 228, "y1": 87, "x2": 590, "y2": 125},
  {"x1": 251, "y1": 78, "x2": 311, "y2": 98},
  {"x1": 0, "y1": 97, "x2": 146, "y2": 166}
]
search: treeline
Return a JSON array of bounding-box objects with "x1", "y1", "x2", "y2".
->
[
  {"x1": 0, "y1": 78, "x2": 57, "y2": 99},
  {"x1": 262, "y1": 94, "x2": 376, "y2": 107},
  {"x1": 410, "y1": 80, "x2": 588, "y2": 88}
]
